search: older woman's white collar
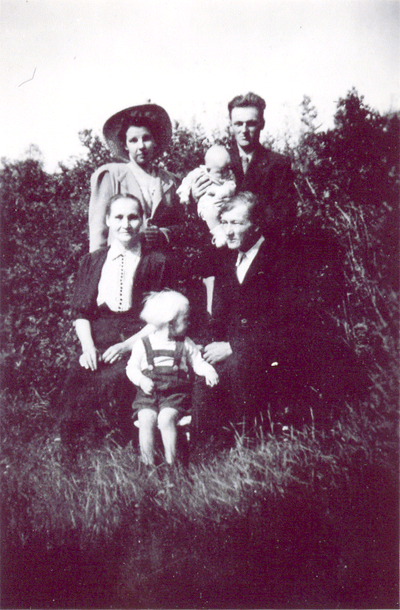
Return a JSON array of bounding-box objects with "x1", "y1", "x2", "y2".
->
[{"x1": 108, "y1": 240, "x2": 141, "y2": 261}]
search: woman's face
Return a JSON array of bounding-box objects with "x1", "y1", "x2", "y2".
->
[
  {"x1": 125, "y1": 125, "x2": 157, "y2": 169},
  {"x1": 106, "y1": 197, "x2": 143, "y2": 248}
]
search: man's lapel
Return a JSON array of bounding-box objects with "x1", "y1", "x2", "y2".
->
[
  {"x1": 239, "y1": 240, "x2": 274, "y2": 288},
  {"x1": 244, "y1": 144, "x2": 271, "y2": 181},
  {"x1": 229, "y1": 143, "x2": 245, "y2": 182}
]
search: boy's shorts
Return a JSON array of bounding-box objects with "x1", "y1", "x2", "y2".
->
[{"x1": 133, "y1": 389, "x2": 190, "y2": 416}]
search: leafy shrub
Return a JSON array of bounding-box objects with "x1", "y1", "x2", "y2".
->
[{"x1": 0, "y1": 90, "x2": 398, "y2": 415}]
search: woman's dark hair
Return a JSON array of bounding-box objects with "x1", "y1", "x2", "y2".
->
[
  {"x1": 105, "y1": 193, "x2": 144, "y2": 218},
  {"x1": 117, "y1": 114, "x2": 160, "y2": 154}
]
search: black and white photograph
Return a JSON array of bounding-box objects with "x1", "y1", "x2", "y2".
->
[{"x1": 1, "y1": 1, "x2": 399, "y2": 608}]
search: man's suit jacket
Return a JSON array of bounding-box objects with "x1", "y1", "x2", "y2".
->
[
  {"x1": 208, "y1": 237, "x2": 361, "y2": 403},
  {"x1": 229, "y1": 142, "x2": 298, "y2": 237}
]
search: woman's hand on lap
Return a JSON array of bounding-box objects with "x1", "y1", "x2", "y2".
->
[
  {"x1": 79, "y1": 347, "x2": 100, "y2": 371},
  {"x1": 102, "y1": 342, "x2": 127, "y2": 364}
]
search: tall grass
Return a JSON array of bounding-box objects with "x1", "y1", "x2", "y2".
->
[{"x1": 1, "y1": 389, "x2": 398, "y2": 608}]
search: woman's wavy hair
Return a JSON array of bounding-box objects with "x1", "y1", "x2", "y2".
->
[{"x1": 117, "y1": 110, "x2": 164, "y2": 154}]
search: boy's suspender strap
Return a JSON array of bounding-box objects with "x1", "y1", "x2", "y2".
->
[
  {"x1": 142, "y1": 336, "x2": 155, "y2": 368},
  {"x1": 143, "y1": 337, "x2": 186, "y2": 371},
  {"x1": 173, "y1": 340, "x2": 185, "y2": 369}
]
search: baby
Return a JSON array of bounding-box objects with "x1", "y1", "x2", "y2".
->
[
  {"x1": 126, "y1": 290, "x2": 219, "y2": 465},
  {"x1": 177, "y1": 145, "x2": 236, "y2": 246}
]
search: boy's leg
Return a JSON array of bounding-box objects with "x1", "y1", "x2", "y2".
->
[
  {"x1": 158, "y1": 407, "x2": 179, "y2": 465},
  {"x1": 138, "y1": 409, "x2": 158, "y2": 465}
]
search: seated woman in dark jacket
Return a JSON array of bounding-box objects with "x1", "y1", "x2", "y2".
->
[{"x1": 58, "y1": 193, "x2": 175, "y2": 457}]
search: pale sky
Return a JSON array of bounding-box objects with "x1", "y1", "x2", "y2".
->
[{"x1": 1, "y1": 0, "x2": 399, "y2": 171}]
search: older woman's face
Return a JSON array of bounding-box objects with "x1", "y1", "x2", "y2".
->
[
  {"x1": 126, "y1": 126, "x2": 156, "y2": 169},
  {"x1": 106, "y1": 197, "x2": 143, "y2": 248}
]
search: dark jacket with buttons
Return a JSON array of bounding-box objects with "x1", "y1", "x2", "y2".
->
[{"x1": 72, "y1": 247, "x2": 175, "y2": 322}]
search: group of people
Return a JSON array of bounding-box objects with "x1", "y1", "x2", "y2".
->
[{"x1": 58, "y1": 92, "x2": 365, "y2": 465}]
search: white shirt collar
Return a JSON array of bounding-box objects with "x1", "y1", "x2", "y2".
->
[
  {"x1": 238, "y1": 147, "x2": 255, "y2": 162},
  {"x1": 236, "y1": 235, "x2": 265, "y2": 283},
  {"x1": 108, "y1": 241, "x2": 141, "y2": 261}
]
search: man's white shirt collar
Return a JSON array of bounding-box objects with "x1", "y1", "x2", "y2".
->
[
  {"x1": 236, "y1": 235, "x2": 265, "y2": 283},
  {"x1": 238, "y1": 148, "x2": 255, "y2": 172}
]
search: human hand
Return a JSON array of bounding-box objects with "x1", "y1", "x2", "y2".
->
[
  {"x1": 143, "y1": 225, "x2": 165, "y2": 249},
  {"x1": 79, "y1": 347, "x2": 100, "y2": 371},
  {"x1": 102, "y1": 342, "x2": 127, "y2": 364},
  {"x1": 192, "y1": 173, "x2": 212, "y2": 201},
  {"x1": 205, "y1": 368, "x2": 219, "y2": 387},
  {"x1": 203, "y1": 342, "x2": 233, "y2": 365},
  {"x1": 139, "y1": 376, "x2": 154, "y2": 395}
]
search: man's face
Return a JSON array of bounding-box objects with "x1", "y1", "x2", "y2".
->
[
  {"x1": 220, "y1": 203, "x2": 258, "y2": 251},
  {"x1": 230, "y1": 107, "x2": 264, "y2": 153}
]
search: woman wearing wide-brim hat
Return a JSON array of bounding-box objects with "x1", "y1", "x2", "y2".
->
[{"x1": 89, "y1": 103, "x2": 184, "y2": 252}]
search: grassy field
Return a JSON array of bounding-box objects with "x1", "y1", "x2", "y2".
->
[{"x1": 1, "y1": 390, "x2": 398, "y2": 609}]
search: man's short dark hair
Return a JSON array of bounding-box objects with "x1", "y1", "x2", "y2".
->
[
  {"x1": 219, "y1": 191, "x2": 263, "y2": 228},
  {"x1": 228, "y1": 92, "x2": 266, "y2": 118}
]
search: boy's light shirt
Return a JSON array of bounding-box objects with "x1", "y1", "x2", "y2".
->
[
  {"x1": 126, "y1": 332, "x2": 215, "y2": 386},
  {"x1": 97, "y1": 241, "x2": 141, "y2": 311},
  {"x1": 236, "y1": 235, "x2": 265, "y2": 284}
]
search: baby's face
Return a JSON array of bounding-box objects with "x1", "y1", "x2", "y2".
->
[
  {"x1": 205, "y1": 148, "x2": 232, "y2": 182},
  {"x1": 206, "y1": 159, "x2": 232, "y2": 181}
]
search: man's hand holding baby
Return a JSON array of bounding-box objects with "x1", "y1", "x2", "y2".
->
[{"x1": 192, "y1": 172, "x2": 213, "y2": 201}]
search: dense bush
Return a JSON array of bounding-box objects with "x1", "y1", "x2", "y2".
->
[
  {"x1": 1, "y1": 90, "x2": 398, "y2": 408},
  {"x1": 1, "y1": 90, "x2": 399, "y2": 609},
  {"x1": 292, "y1": 91, "x2": 399, "y2": 417}
]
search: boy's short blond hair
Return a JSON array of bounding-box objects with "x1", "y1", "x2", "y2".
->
[{"x1": 140, "y1": 290, "x2": 189, "y2": 327}]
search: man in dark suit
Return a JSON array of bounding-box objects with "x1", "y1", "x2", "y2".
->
[
  {"x1": 192, "y1": 192, "x2": 365, "y2": 445},
  {"x1": 193, "y1": 92, "x2": 297, "y2": 238}
]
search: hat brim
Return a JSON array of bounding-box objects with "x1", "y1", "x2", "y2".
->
[{"x1": 103, "y1": 104, "x2": 172, "y2": 161}]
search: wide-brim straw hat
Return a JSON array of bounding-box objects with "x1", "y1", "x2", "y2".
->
[{"x1": 103, "y1": 103, "x2": 172, "y2": 161}]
